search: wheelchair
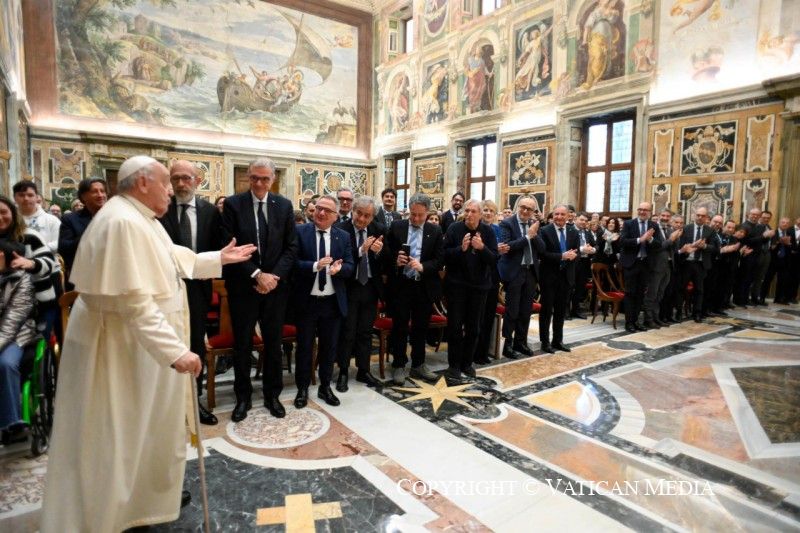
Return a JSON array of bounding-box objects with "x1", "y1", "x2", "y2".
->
[{"x1": 16, "y1": 334, "x2": 58, "y2": 456}]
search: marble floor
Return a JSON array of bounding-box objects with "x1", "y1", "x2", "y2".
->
[{"x1": 2, "y1": 303, "x2": 800, "y2": 532}]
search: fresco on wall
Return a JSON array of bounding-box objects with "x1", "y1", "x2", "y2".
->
[
  {"x1": 652, "y1": 183, "x2": 671, "y2": 214},
  {"x1": 0, "y1": 0, "x2": 24, "y2": 95},
  {"x1": 423, "y1": 0, "x2": 448, "y2": 43},
  {"x1": 415, "y1": 160, "x2": 445, "y2": 196},
  {"x1": 422, "y1": 60, "x2": 449, "y2": 124},
  {"x1": 742, "y1": 178, "x2": 769, "y2": 214},
  {"x1": 53, "y1": 0, "x2": 359, "y2": 146},
  {"x1": 576, "y1": 0, "x2": 627, "y2": 90},
  {"x1": 680, "y1": 121, "x2": 737, "y2": 175},
  {"x1": 461, "y1": 41, "x2": 495, "y2": 114},
  {"x1": 508, "y1": 148, "x2": 548, "y2": 187},
  {"x1": 386, "y1": 73, "x2": 410, "y2": 133},
  {"x1": 507, "y1": 191, "x2": 547, "y2": 213},
  {"x1": 514, "y1": 17, "x2": 553, "y2": 101}
]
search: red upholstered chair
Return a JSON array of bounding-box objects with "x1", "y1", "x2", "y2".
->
[
  {"x1": 684, "y1": 282, "x2": 695, "y2": 317},
  {"x1": 591, "y1": 263, "x2": 624, "y2": 329},
  {"x1": 205, "y1": 280, "x2": 263, "y2": 409},
  {"x1": 255, "y1": 324, "x2": 298, "y2": 377},
  {"x1": 373, "y1": 313, "x2": 393, "y2": 379}
]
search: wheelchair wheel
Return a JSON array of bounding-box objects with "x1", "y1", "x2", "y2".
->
[{"x1": 29, "y1": 344, "x2": 57, "y2": 457}]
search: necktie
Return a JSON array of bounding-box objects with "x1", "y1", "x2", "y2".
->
[
  {"x1": 778, "y1": 230, "x2": 786, "y2": 259},
  {"x1": 317, "y1": 230, "x2": 327, "y2": 291},
  {"x1": 639, "y1": 221, "x2": 647, "y2": 258},
  {"x1": 257, "y1": 201, "x2": 268, "y2": 263},
  {"x1": 522, "y1": 221, "x2": 533, "y2": 265},
  {"x1": 358, "y1": 229, "x2": 369, "y2": 285},
  {"x1": 385, "y1": 212, "x2": 392, "y2": 226},
  {"x1": 558, "y1": 227, "x2": 566, "y2": 253},
  {"x1": 405, "y1": 225, "x2": 421, "y2": 279},
  {"x1": 178, "y1": 204, "x2": 192, "y2": 249}
]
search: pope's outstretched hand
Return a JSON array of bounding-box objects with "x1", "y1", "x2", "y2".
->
[{"x1": 220, "y1": 238, "x2": 257, "y2": 265}]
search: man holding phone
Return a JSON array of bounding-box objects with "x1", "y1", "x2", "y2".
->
[{"x1": 385, "y1": 193, "x2": 444, "y2": 385}]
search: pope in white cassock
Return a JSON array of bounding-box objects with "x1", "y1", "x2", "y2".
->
[{"x1": 40, "y1": 156, "x2": 256, "y2": 532}]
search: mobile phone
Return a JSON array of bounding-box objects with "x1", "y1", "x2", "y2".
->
[{"x1": 400, "y1": 244, "x2": 411, "y2": 256}]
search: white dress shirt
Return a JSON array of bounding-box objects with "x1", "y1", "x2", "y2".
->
[{"x1": 311, "y1": 227, "x2": 335, "y2": 296}]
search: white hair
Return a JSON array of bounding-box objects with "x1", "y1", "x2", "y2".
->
[{"x1": 117, "y1": 156, "x2": 159, "y2": 193}]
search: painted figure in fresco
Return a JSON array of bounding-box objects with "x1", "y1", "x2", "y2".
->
[
  {"x1": 580, "y1": 0, "x2": 624, "y2": 90},
  {"x1": 422, "y1": 62, "x2": 448, "y2": 123},
  {"x1": 670, "y1": 0, "x2": 721, "y2": 34},
  {"x1": 388, "y1": 74, "x2": 409, "y2": 133},
  {"x1": 515, "y1": 23, "x2": 553, "y2": 98},
  {"x1": 249, "y1": 66, "x2": 279, "y2": 95},
  {"x1": 758, "y1": 30, "x2": 800, "y2": 63},
  {"x1": 463, "y1": 43, "x2": 494, "y2": 113}
]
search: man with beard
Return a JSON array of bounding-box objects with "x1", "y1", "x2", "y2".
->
[{"x1": 440, "y1": 191, "x2": 465, "y2": 234}]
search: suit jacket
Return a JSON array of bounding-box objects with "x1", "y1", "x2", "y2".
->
[
  {"x1": 440, "y1": 210, "x2": 459, "y2": 234},
  {"x1": 375, "y1": 207, "x2": 401, "y2": 228},
  {"x1": 619, "y1": 218, "x2": 663, "y2": 269},
  {"x1": 385, "y1": 219, "x2": 444, "y2": 301},
  {"x1": 220, "y1": 191, "x2": 298, "y2": 294},
  {"x1": 773, "y1": 227, "x2": 796, "y2": 260},
  {"x1": 538, "y1": 223, "x2": 580, "y2": 286},
  {"x1": 293, "y1": 223, "x2": 354, "y2": 316},
  {"x1": 336, "y1": 218, "x2": 386, "y2": 298},
  {"x1": 497, "y1": 214, "x2": 542, "y2": 283},
  {"x1": 58, "y1": 208, "x2": 95, "y2": 274},
  {"x1": 649, "y1": 223, "x2": 678, "y2": 274},
  {"x1": 677, "y1": 223, "x2": 719, "y2": 270}
]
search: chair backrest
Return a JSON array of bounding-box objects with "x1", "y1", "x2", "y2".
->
[
  {"x1": 614, "y1": 262, "x2": 626, "y2": 292},
  {"x1": 58, "y1": 291, "x2": 79, "y2": 334},
  {"x1": 591, "y1": 263, "x2": 619, "y2": 300},
  {"x1": 211, "y1": 279, "x2": 233, "y2": 337}
]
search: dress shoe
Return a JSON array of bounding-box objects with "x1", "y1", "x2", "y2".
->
[
  {"x1": 336, "y1": 371, "x2": 349, "y2": 393},
  {"x1": 198, "y1": 404, "x2": 218, "y2": 425},
  {"x1": 513, "y1": 343, "x2": 534, "y2": 357},
  {"x1": 551, "y1": 342, "x2": 571, "y2": 352},
  {"x1": 653, "y1": 318, "x2": 668, "y2": 327},
  {"x1": 540, "y1": 343, "x2": 556, "y2": 354},
  {"x1": 294, "y1": 388, "x2": 309, "y2": 409},
  {"x1": 502, "y1": 343, "x2": 523, "y2": 359},
  {"x1": 444, "y1": 367, "x2": 462, "y2": 380},
  {"x1": 410, "y1": 363, "x2": 437, "y2": 381},
  {"x1": 317, "y1": 385, "x2": 340, "y2": 406},
  {"x1": 643, "y1": 320, "x2": 659, "y2": 329},
  {"x1": 355, "y1": 370, "x2": 382, "y2": 388},
  {"x1": 571, "y1": 312, "x2": 587, "y2": 320},
  {"x1": 693, "y1": 315, "x2": 703, "y2": 323},
  {"x1": 264, "y1": 397, "x2": 286, "y2": 418},
  {"x1": 634, "y1": 323, "x2": 648, "y2": 332},
  {"x1": 625, "y1": 324, "x2": 637, "y2": 333},
  {"x1": 231, "y1": 398, "x2": 251, "y2": 422},
  {"x1": 474, "y1": 356, "x2": 492, "y2": 365},
  {"x1": 714, "y1": 309, "x2": 728, "y2": 316},
  {"x1": 462, "y1": 366, "x2": 476, "y2": 378},
  {"x1": 181, "y1": 490, "x2": 191, "y2": 508}
]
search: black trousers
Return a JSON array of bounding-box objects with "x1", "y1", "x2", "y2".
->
[
  {"x1": 679, "y1": 261, "x2": 706, "y2": 316},
  {"x1": 184, "y1": 279, "x2": 209, "y2": 397},
  {"x1": 229, "y1": 283, "x2": 288, "y2": 400},
  {"x1": 296, "y1": 295, "x2": 341, "y2": 389},
  {"x1": 623, "y1": 259, "x2": 648, "y2": 326},
  {"x1": 702, "y1": 263, "x2": 720, "y2": 313},
  {"x1": 772, "y1": 256, "x2": 792, "y2": 302},
  {"x1": 338, "y1": 282, "x2": 379, "y2": 372},
  {"x1": 734, "y1": 253, "x2": 758, "y2": 304},
  {"x1": 476, "y1": 281, "x2": 499, "y2": 359},
  {"x1": 660, "y1": 267, "x2": 680, "y2": 320},
  {"x1": 571, "y1": 258, "x2": 592, "y2": 313},
  {"x1": 389, "y1": 279, "x2": 432, "y2": 368},
  {"x1": 502, "y1": 268, "x2": 537, "y2": 345},
  {"x1": 539, "y1": 274, "x2": 572, "y2": 345},
  {"x1": 446, "y1": 286, "x2": 487, "y2": 371}
]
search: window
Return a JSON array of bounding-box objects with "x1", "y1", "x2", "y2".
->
[
  {"x1": 580, "y1": 115, "x2": 634, "y2": 215},
  {"x1": 467, "y1": 138, "x2": 497, "y2": 201},
  {"x1": 393, "y1": 153, "x2": 411, "y2": 210},
  {"x1": 480, "y1": 0, "x2": 502, "y2": 16},
  {"x1": 403, "y1": 17, "x2": 415, "y2": 53}
]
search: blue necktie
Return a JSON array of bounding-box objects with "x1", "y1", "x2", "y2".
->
[
  {"x1": 558, "y1": 227, "x2": 566, "y2": 253},
  {"x1": 317, "y1": 230, "x2": 326, "y2": 291},
  {"x1": 405, "y1": 226, "x2": 421, "y2": 279}
]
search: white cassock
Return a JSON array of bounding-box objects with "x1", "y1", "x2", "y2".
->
[{"x1": 41, "y1": 194, "x2": 221, "y2": 532}]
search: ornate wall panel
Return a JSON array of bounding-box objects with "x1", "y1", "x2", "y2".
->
[
  {"x1": 652, "y1": 129, "x2": 673, "y2": 178},
  {"x1": 745, "y1": 115, "x2": 775, "y2": 172},
  {"x1": 412, "y1": 155, "x2": 446, "y2": 211},
  {"x1": 500, "y1": 138, "x2": 555, "y2": 212}
]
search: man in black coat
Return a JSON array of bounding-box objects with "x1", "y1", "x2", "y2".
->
[
  {"x1": 619, "y1": 202, "x2": 663, "y2": 332},
  {"x1": 385, "y1": 193, "x2": 444, "y2": 385},
  {"x1": 735, "y1": 208, "x2": 775, "y2": 306},
  {"x1": 440, "y1": 191, "x2": 464, "y2": 234},
  {"x1": 570, "y1": 213, "x2": 597, "y2": 319},
  {"x1": 220, "y1": 158, "x2": 298, "y2": 421},
  {"x1": 538, "y1": 205, "x2": 580, "y2": 353},
  {"x1": 334, "y1": 196, "x2": 385, "y2": 391},
  {"x1": 498, "y1": 195, "x2": 542, "y2": 358},
  {"x1": 59, "y1": 177, "x2": 108, "y2": 280},
  {"x1": 443, "y1": 199, "x2": 497, "y2": 379},
  {"x1": 675, "y1": 206, "x2": 719, "y2": 322},
  {"x1": 770, "y1": 217, "x2": 796, "y2": 304},
  {"x1": 375, "y1": 187, "x2": 402, "y2": 228}
]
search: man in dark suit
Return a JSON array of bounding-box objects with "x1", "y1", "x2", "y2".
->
[
  {"x1": 570, "y1": 213, "x2": 597, "y2": 319},
  {"x1": 619, "y1": 202, "x2": 663, "y2": 332},
  {"x1": 335, "y1": 196, "x2": 385, "y2": 392},
  {"x1": 659, "y1": 214, "x2": 685, "y2": 323},
  {"x1": 375, "y1": 187, "x2": 401, "y2": 228},
  {"x1": 59, "y1": 177, "x2": 108, "y2": 279},
  {"x1": 443, "y1": 199, "x2": 498, "y2": 379},
  {"x1": 789, "y1": 217, "x2": 800, "y2": 304},
  {"x1": 440, "y1": 192, "x2": 464, "y2": 234},
  {"x1": 735, "y1": 208, "x2": 775, "y2": 306},
  {"x1": 538, "y1": 204, "x2": 580, "y2": 352},
  {"x1": 771, "y1": 217, "x2": 795, "y2": 304},
  {"x1": 675, "y1": 206, "x2": 718, "y2": 322},
  {"x1": 386, "y1": 193, "x2": 444, "y2": 385},
  {"x1": 498, "y1": 195, "x2": 542, "y2": 358},
  {"x1": 643, "y1": 209, "x2": 679, "y2": 327},
  {"x1": 336, "y1": 187, "x2": 354, "y2": 224},
  {"x1": 220, "y1": 158, "x2": 298, "y2": 422},
  {"x1": 158, "y1": 161, "x2": 222, "y2": 425},
  {"x1": 292, "y1": 195, "x2": 354, "y2": 408}
]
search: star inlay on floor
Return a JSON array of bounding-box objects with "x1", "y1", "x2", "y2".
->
[{"x1": 393, "y1": 377, "x2": 485, "y2": 413}]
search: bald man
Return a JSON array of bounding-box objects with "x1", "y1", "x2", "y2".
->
[{"x1": 158, "y1": 160, "x2": 222, "y2": 424}]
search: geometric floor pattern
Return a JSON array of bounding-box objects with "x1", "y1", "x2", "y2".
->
[{"x1": 2, "y1": 303, "x2": 800, "y2": 531}]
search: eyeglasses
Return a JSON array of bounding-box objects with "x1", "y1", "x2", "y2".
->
[
  {"x1": 518, "y1": 205, "x2": 535, "y2": 212},
  {"x1": 315, "y1": 206, "x2": 336, "y2": 215},
  {"x1": 170, "y1": 175, "x2": 194, "y2": 183},
  {"x1": 337, "y1": 197, "x2": 353, "y2": 203},
  {"x1": 250, "y1": 175, "x2": 272, "y2": 183},
  {"x1": 637, "y1": 208, "x2": 652, "y2": 212}
]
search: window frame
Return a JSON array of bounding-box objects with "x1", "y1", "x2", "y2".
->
[
  {"x1": 579, "y1": 113, "x2": 636, "y2": 217},
  {"x1": 392, "y1": 152, "x2": 412, "y2": 210},
  {"x1": 402, "y1": 16, "x2": 415, "y2": 53},
  {"x1": 466, "y1": 137, "x2": 497, "y2": 202}
]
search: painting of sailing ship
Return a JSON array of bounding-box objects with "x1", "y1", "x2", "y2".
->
[{"x1": 53, "y1": 0, "x2": 359, "y2": 147}]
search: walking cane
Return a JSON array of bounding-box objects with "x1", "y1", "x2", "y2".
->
[{"x1": 189, "y1": 377, "x2": 211, "y2": 533}]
